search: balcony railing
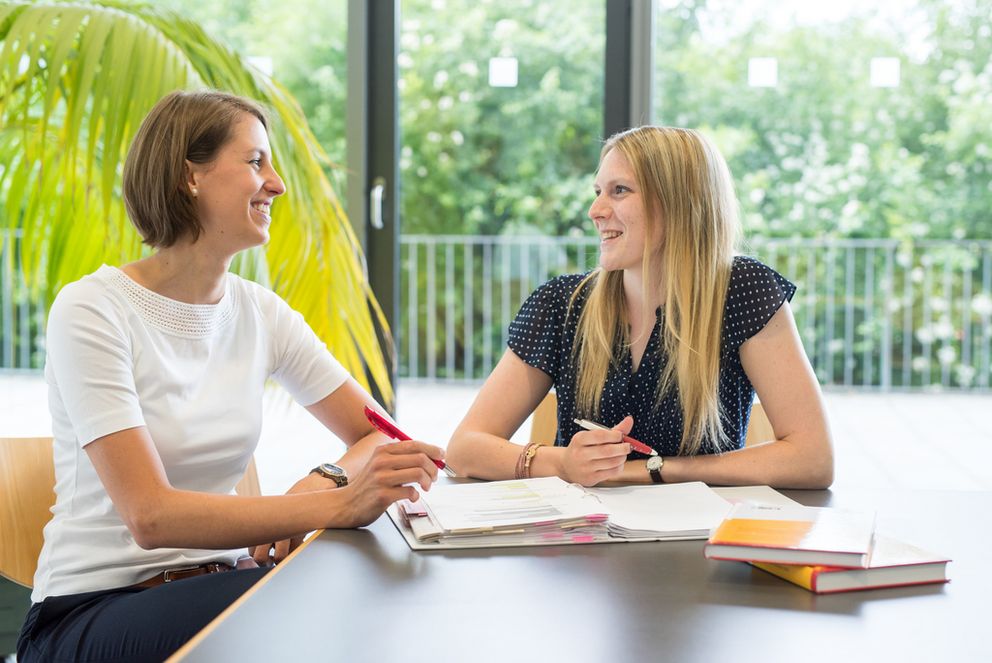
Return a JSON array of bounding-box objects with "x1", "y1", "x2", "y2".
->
[
  {"x1": 3, "y1": 232, "x2": 991, "y2": 390},
  {"x1": 400, "y1": 235, "x2": 992, "y2": 390},
  {"x1": 0, "y1": 231, "x2": 46, "y2": 372}
]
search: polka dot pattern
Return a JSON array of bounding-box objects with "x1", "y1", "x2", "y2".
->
[{"x1": 507, "y1": 255, "x2": 796, "y2": 457}]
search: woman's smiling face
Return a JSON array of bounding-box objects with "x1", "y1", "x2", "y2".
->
[
  {"x1": 588, "y1": 148, "x2": 656, "y2": 274},
  {"x1": 187, "y1": 114, "x2": 286, "y2": 253}
]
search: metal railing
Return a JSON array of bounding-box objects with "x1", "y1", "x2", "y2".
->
[
  {"x1": 0, "y1": 230, "x2": 47, "y2": 372},
  {"x1": 399, "y1": 235, "x2": 992, "y2": 390},
  {"x1": 3, "y1": 232, "x2": 992, "y2": 390}
]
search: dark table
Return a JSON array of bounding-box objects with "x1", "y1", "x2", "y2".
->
[{"x1": 170, "y1": 487, "x2": 989, "y2": 663}]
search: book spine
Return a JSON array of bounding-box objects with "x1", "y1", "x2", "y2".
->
[{"x1": 751, "y1": 561, "x2": 821, "y2": 592}]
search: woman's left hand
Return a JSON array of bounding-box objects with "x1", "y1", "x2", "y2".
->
[{"x1": 249, "y1": 471, "x2": 338, "y2": 565}]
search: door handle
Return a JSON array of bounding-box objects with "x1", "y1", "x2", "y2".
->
[{"x1": 370, "y1": 177, "x2": 386, "y2": 229}]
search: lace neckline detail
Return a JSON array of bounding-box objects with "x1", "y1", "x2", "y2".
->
[{"x1": 100, "y1": 265, "x2": 236, "y2": 339}]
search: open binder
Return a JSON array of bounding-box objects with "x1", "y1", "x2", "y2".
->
[{"x1": 387, "y1": 477, "x2": 796, "y2": 550}]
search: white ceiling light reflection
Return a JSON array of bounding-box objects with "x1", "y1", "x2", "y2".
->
[
  {"x1": 488, "y1": 57, "x2": 518, "y2": 88},
  {"x1": 748, "y1": 57, "x2": 778, "y2": 87},
  {"x1": 870, "y1": 57, "x2": 901, "y2": 87}
]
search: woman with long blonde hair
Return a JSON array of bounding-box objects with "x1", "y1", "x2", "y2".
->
[{"x1": 448, "y1": 126, "x2": 833, "y2": 489}]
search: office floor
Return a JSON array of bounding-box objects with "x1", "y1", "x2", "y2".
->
[{"x1": 1, "y1": 373, "x2": 990, "y2": 494}]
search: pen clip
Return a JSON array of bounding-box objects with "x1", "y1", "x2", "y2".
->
[{"x1": 574, "y1": 418, "x2": 607, "y2": 432}]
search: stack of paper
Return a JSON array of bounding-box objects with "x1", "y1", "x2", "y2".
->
[
  {"x1": 401, "y1": 477, "x2": 609, "y2": 546},
  {"x1": 586, "y1": 483, "x2": 733, "y2": 539},
  {"x1": 392, "y1": 476, "x2": 734, "y2": 549}
]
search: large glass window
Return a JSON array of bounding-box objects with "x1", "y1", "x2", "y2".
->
[
  {"x1": 653, "y1": 0, "x2": 992, "y2": 242},
  {"x1": 399, "y1": 0, "x2": 604, "y2": 238},
  {"x1": 398, "y1": 0, "x2": 605, "y2": 380},
  {"x1": 651, "y1": 0, "x2": 992, "y2": 388}
]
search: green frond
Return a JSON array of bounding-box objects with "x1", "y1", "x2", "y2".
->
[{"x1": 0, "y1": 0, "x2": 393, "y2": 405}]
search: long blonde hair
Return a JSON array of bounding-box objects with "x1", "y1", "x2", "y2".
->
[{"x1": 571, "y1": 127, "x2": 742, "y2": 454}]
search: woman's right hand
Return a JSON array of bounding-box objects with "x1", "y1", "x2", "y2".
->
[
  {"x1": 558, "y1": 415, "x2": 633, "y2": 486},
  {"x1": 334, "y1": 440, "x2": 444, "y2": 528}
]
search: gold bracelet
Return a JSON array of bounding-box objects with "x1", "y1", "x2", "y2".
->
[
  {"x1": 522, "y1": 443, "x2": 541, "y2": 479},
  {"x1": 515, "y1": 442, "x2": 540, "y2": 479}
]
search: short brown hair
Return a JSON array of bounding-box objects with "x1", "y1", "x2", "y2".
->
[{"x1": 122, "y1": 90, "x2": 270, "y2": 248}]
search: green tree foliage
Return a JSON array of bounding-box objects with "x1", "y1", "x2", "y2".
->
[
  {"x1": 655, "y1": 0, "x2": 992, "y2": 240},
  {"x1": 156, "y1": 0, "x2": 989, "y2": 241},
  {"x1": 398, "y1": 0, "x2": 604, "y2": 237},
  {"x1": 158, "y1": 0, "x2": 605, "y2": 239},
  {"x1": 157, "y1": 0, "x2": 349, "y2": 172}
]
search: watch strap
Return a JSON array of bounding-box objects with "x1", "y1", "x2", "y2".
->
[{"x1": 647, "y1": 456, "x2": 664, "y2": 484}]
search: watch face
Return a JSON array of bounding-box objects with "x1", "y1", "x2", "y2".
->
[
  {"x1": 319, "y1": 463, "x2": 345, "y2": 477},
  {"x1": 646, "y1": 456, "x2": 663, "y2": 471}
]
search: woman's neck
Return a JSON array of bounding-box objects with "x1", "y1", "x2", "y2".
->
[
  {"x1": 122, "y1": 243, "x2": 231, "y2": 305},
  {"x1": 622, "y1": 267, "x2": 664, "y2": 323}
]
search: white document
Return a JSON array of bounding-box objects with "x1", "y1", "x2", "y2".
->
[
  {"x1": 711, "y1": 485, "x2": 802, "y2": 508},
  {"x1": 586, "y1": 481, "x2": 734, "y2": 538},
  {"x1": 424, "y1": 476, "x2": 605, "y2": 533},
  {"x1": 390, "y1": 478, "x2": 797, "y2": 550}
]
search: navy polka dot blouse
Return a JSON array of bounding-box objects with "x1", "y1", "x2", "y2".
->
[{"x1": 507, "y1": 255, "x2": 796, "y2": 457}]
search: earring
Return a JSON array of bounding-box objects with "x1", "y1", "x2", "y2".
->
[{"x1": 190, "y1": 187, "x2": 198, "y2": 198}]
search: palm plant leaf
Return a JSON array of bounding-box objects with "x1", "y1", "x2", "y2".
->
[{"x1": 0, "y1": 0, "x2": 393, "y2": 404}]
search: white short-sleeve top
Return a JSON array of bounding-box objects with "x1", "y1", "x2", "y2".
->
[{"x1": 32, "y1": 265, "x2": 348, "y2": 601}]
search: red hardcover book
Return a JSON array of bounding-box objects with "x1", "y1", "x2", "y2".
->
[{"x1": 750, "y1": 535, "x2": 950, "y2": 594}]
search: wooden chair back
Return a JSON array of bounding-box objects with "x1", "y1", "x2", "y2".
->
[
  {"x1": 0, "y1": 437, "x2": 55, "y2": 587},
  {"x1": 0, "y1": 435, "x2": 261, "y2": 588},
  {"x1": 743, "y1": 401, "x2": 774, "y2": 447},
  {"x1": 528, "y1": 392, "x2": 774, "y2": 449},
  {"x1": 235, "y1": 458, "x2": 261, "y2": 497},
  {"x1": 528, "y1": 392, "x2": 559, "y2": 446}
]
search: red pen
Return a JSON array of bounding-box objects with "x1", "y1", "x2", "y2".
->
[
  {"x1": 364, "y1": 406, "x2": 456, "y2": 476},
  {"x1": 573, "y1": 418, "x2": 658, "y2": 456}
]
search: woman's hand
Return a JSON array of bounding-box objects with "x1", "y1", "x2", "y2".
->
[
  {"x1": 559, "y1": 415, "x2": 633, "y2": 486},
  {"x1": 336, "y1": 440, "x2": 444, "y2": 528},
  {"x1": 250, "y1": 471, "x2": 337, "y2": 565}
]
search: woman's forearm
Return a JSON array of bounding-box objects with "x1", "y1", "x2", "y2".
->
[
  {"x1": 447, "y1": 431, "x2": 530, "y2": 480},
  {"x1": 124, "y1": 488, "x2": 353, "y2": 551},
  {"x1": 659, "y1": 435, "x2": 834, "y2": 489}
]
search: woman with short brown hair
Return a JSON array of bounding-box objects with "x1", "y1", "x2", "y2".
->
[{"x1": 17, "y1": 90, "x2": 444, "y2": 662}]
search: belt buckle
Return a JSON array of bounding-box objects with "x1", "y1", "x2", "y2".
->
[{"x1": 162, "y1": 565, "x2": 204, "y2": 583}]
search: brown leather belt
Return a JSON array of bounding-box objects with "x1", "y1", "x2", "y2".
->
[{"x1": 132, "y1": 562, "x2": 235, "y2": 589}]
